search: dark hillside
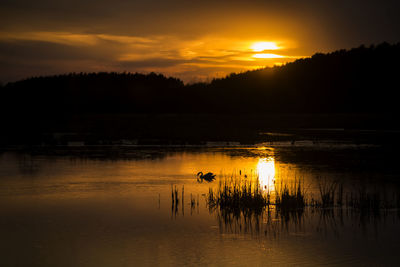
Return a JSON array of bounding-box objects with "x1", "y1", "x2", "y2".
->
[
  {"x1": 2, "y1": 72, "x2": 184, "y2": 114},
  {"x1": 2, "y1": 43, "x2": 400, "y2": 145},
  {"x1": 2, "y1": 42, "x2": 400, "y2": 115},
  {"x1": 205, "y1": 42, "x2": 400, "y2": 113}
]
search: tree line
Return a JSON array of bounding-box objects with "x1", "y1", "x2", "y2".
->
[{"x1": 2, "y1": 42, "x2": 400, "y2": 115}]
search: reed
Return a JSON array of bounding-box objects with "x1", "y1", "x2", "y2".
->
[
  {"x1": 207, "y1": 175, "x2": 307, "y2": 214},
  {"x1": 275, "y1": 179, "x2": 305, "y2": 210},
  {"x1": 207, "y1": 177, "x2": 268, "y2": 215},
  {"x1": 317, "y1": 179, "x2": 338, "y2": 208},
  {"x1": 207, "y1": 175, "x2": 400, "y2": 213},
  {"x1": 346, "y1": 186, "x2": 382, "y2": 211},
  {"x1": 203, "y1": 174, "x2": 400, "y2": 237}
]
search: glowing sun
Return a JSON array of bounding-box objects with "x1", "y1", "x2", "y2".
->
[{"x1": 251, "y1": 42, "x2": 279, "y2": 52}]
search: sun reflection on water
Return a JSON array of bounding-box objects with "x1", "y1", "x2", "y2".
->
[{"x1": 257, "y1": 157, "x2": 275, "y2": 192}]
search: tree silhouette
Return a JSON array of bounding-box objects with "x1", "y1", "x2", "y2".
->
[{"x1": 2, "y1": 42, "x2": 400, "y2": 115}]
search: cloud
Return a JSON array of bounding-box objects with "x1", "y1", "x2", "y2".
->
[
  {"x1": 2, "y1": 0, "x2": 400, "y2": 83},
  {"x1": 0, "y1": 30, "x2": 302, "y2": 83}
]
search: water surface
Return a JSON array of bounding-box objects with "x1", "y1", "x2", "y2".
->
[{"x1": 0, "y1": 146, "x2": 399, "y2": 266}]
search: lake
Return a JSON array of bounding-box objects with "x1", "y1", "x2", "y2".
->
[{"x1": 1, "y1": 144, "x2": 399, "y2": 266}]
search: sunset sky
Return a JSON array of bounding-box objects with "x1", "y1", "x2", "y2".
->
[{"x1": 1, "y1": 0, "x2": 400, "y2": 83}]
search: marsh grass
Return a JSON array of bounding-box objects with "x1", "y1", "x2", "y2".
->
[
  {"x1": 167, "y1": 174, "x2": 400, "y2": 237},
  {"x1": 275, "y1": 179, "x2": 306, "y2": 210},
  {"x1": 207, "y1": 177, "x2": 267, "y2": 216},
  {"x1": 206, "y1": 174, "x2": 400, "y2": 215},
  {"x1": 206, "y1": 175, "x2": 307, "y2": 235},
  {"x1": 201, "y1": 172, "x2": 400, "y2": 238},
  {"x1": 169, "y1": 171, "x2": 400, "y2": 223},
  {"x1": 170, "y1": 186, "x2": 200, "y2": 217},
  {"x1": 312, "y1": 179, "x2": 400, "y2": 216},
  {"x1": 313, "y1": 178, "x2": 339, "y2": 208},
  {"x1": 207, "y1": 175, "x2": 307, "y2": 217}
]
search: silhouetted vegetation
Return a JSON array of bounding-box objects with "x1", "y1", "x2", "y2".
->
[
  {"x1": 207, "y1": 175, "x2": 400, "y2": 214},
  {"x1": 275, "y1": 179, "x2": 306, "y2": 210},
  {"x1": 166, "y1": 171, "x2": 400, "y2": 238},
  {"x1": 3, "y1": 42, "x2": 400, "y2": 115},
  {"x1": 2, "y1": 72, "x2": 184, "y2": 114},
  {"x1": 207, "y1": 42, "x2": 400, "y2": 113},
  {"x1": 207, "y1": 178, "x2": 268, "y2": 217},
  {"x1": 2, "y1": 42, "x2": 400, "y2": 145}
]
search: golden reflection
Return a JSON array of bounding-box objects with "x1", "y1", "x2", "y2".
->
[{"x1": 257, "y1": 157, "x2": 275, "y2": 192}]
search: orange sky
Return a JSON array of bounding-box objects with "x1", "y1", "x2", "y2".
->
[{"x1": 1, "y1": 0, "x2": 399, "y2": 83}]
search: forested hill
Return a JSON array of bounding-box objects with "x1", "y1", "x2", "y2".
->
[
  {"x1": 205, "y1": 42, "x2": 400, "y2": 113},
  {"x1": 2, "y1": 72, "x2": 185, "y2": 113},
  {"x1": 2, "y1": 42, "x2": 400, "y2": 115}
]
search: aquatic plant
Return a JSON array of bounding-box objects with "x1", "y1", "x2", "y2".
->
[
  {"x1": 316, "y1": 179, "x2": 338, "y2": 208},
  {"x1": 207, "y1": 177, "x2": 268, "y2": 216},
  {"x1": 207, "y1": 173, "x2": 400, "y2": 213},
  {"x1": 203, "y1": 173, "x2": 400, "y2": 239},
  {"x1": 275, "y1": 179, "x2": 306, "y2": 210}
]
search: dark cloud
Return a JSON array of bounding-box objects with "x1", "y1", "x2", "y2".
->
[{"x1": 0, "y1": 40, "x2": 103, "y2": 61}]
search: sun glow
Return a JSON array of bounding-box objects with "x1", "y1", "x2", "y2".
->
[
  {"x1": 253, "y1": 53, "x2": 284, "y2": 59},
  {"x1": 257, "y1": 158, "x2": 275, "y2": 191},
  {"x1": 251, "y1": 41, "x2": 280, "y2": 52}
]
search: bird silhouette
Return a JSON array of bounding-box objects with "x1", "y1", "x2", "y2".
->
[{"x1": 197, "y1": 172, "x2": 216, "y2": 182}]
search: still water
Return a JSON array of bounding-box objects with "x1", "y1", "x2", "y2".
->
[{"x1": 0, "y1": 146, "x2": 399, "y2": 266}]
